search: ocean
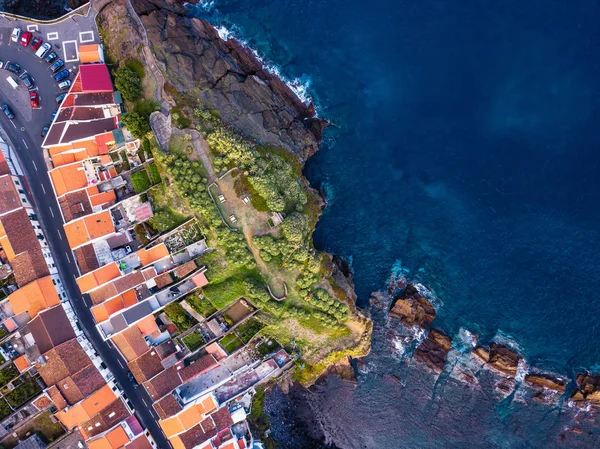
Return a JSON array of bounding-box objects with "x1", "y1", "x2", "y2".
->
[{"x1": 191, "y1": 0, "x2": 600, "y2": 446}]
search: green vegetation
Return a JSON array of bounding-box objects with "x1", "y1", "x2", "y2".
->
[
  {"x1": 164, "y1": 302, "x2": 197, "y2": 332},
  {"x1": 148, "y1": 184, "x2": 188, "y2": 233},
  {"x1": 4, "y1": 376, "x2": 42, "y2": 408},
  {"x1": 255, "y1": 339, "x2": 282, "y2": 358},
  {"x1": 126, "y1": 58, "x2": 146, "y2": 79},
  {"x1": 236, "y1": 318, "x2": 264, "y2": 343},
  {"x1": 219, "y1": 333, "x2": 243, "y2": 354},
  {"x1": 15, "y1": 411, "x2": 65, "y2": 444},
  {"x1": 186, "y1": 294, "x2": 217, "y2": 318},
  {"x1": 0, "y1": 364, "x2": 19, "y2": 388},
  {"x1": 182, "y1": 332, "x2": 205, "y2": 351},
  {"x1": 121, "y1": 111, "x2": 152, "y2": 139},
  {"x1": 131, "y1": 169, "x2": 151, "y2": 193},
  {"x1": 202, "y1": 268, "x2": 262, "y2": 310},
  {"x1": 147, "y1": 163, "x2": 162, "y2": 184},
  {"x1": 114, "y1": 66, "x2": 142, "y2": 102},
  {"x1": 0, "y1": 397, "x2": 11, "y2": 421}
]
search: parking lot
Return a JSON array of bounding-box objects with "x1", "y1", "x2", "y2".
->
[{"x1": 0, "y1": 10, "x2": 100, "y2": 138}]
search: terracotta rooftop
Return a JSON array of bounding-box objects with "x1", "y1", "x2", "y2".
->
[
  {"x1": 191, "y1": 272, "x2": 209, "y2": 288},
  {"x1": 155, "y1": 339, "x2": 177, "y2": 360},
  {"x1": 0, "y1": 208, "x2": 44, "y2": 263},
  {"x1": 28, "y1": 305, "x2": 76, "y2": 354},
  {"x1": 0, "y1": 174, "x2": 21, "y2": 215},
  {"x1": 89, "y1": 189, "x2": 116, "y2": 208},
  {"x1": 32, "y1": 394, "x2": 53, "y2": 411},
  {"x1": 179, "y1": 354, "x2": 218, "y2": 383},
  {"x1": 211, "y1": 407, "x2": 234, "y2": 430},
  {"x1": 87, "y1": 425, "x2": 130, "y2": 449},
  {"x1": 0, "y1": 152, "x2": 10, "y2": 176},
  {"x1": 175, "y1": 261, "x2": 197, "y2": 279},
  {"x1": 91, "y1": 295, "x2": 126, "y2": 322},
  {"x1": 49, "y1": 162, "x2": 88, "y2": 197},
  {"x1": 143, "y1": 363, "x2": 184, "y2": 400},
  {"x1": 56, "y1": 384, "x2": 117, "y2": 430},
  {"x1": 80, "y1": 398, "x2": 130, "y2": 440},
  {"x1": 11, "y1": 248, "x2": 50, "y2": 287},
  {"x1": 154, "y1": 394, "x2": 183, "y2": 419},
  {"x1": 124, "y1": 435, "x2": 153, "y2": 449},
  {"x1": 13, "y1": 354, "x2": 29, "y2": 372},
  {"x1": 37, "y1": 339, "x2": 91, "y2": 387},
  {"x1": 128, "y1": 349, "x2": 164, "y2": 383},
  {"x1": 8, "y1": 276, "x2": 60, "y2": 318},
  {"x1": 137, "y1": 244, "x2": 170, "y2": 267},
  {"x1": 111, "y1": 326, "x2": 149, "y2": 362},
  {"x1": 79, "y1": 44, "x2": 103, "y2": 64},
  {"x1": 64, "y1": 210, "x2": 114, "y2": 249},
  {"x1": 47, "y1": 385, "x2": 68, "y2": 410},
  {"x1": 74, "y1": 244, "x2": 101, "y2": 275},
  {"x1": 159, "y1": 396, "x2": 218, "y2": 441},
  {"x1": 76, "y1": 261, "x2": 120, "y2": 293},
  {"x1": 177, "y1": 424, "x2": 217, "y2": 449},
  {"x1": 57, "y1": 364, "x2": 106, "y2": 406},
  {"x1": 89, "y1": 283, "x2": 119, "y2": 305},
  {"x1": 59, "y1": 190, "x2": 92, "y2": 223},
  {"x1": 154, "y1": 272, "x2": 173, "y2": 289}
]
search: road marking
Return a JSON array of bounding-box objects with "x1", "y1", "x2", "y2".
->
[
  {"x1": 22, "y1": 139, "x2": 28, "y2": 149},
  {"x1": 57, "y1": 230, "x2": 63, "y2": 240},
  {"x1": 117, "y1": 359, "x2": 124, "y2": 368},
  {"x1": 65, "y1": 252, "x2": 71, "y2": 263},
  {"x1": 142, "y1": 398, "x2": 148, "y2": 407},
  {"x1": 49, "y1": 207, "x2": 54, "y2": 218},
  {"x1": 79, "y1": 31, "x2": 94, "y2": 43},
  {"x1": 20, "y1": 127, "x2": 24, "y2": 131},
  {"x1": 9, "y1": 121, "x2": 15, "y2": 129},
  {"x1": 62, "y1": 40, "x2": 79, "y2": 62},
  {"x1": 47, "y1": 32, "x2": 59, "y2": 41},
  {"x1": 41, "y1": 184, "x2": 46, "y2": 194},
  {"x1": 27, "y1": 24, "x2": 39, "y2": 32},
  {"x1": 32, "y1": 161, "x2": 37, "y2": 171}
]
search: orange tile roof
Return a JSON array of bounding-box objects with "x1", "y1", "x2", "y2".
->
[
  {"x1": 13, "y1": 355, "x2": 29, "y2": 372},
  {"x1": 57, "y1": 403, "x2": 91, "y2": 429},
  {"x1": 48, "y1": 144, "x2": 75, "y2": 156},
  {"x1": 8, "y1": 276, "x2": 60, "y2": 318},
  {"x1": 88, "y1": 425, "x2": 130, "y2": 449},
  {"x1": 85, "y1": 211, "x2": 114, "y2": 240},
  {"x1": 64, "y1": 210, "x2": 114, "y2": 249},
  {"x1": 82, "y1": 384, "x2": 117, "y2": 417},
  {"x1": 49, "y1": 162, "x2": 88, "y2": 197},
  {"x1": 136, "y1": 316, "x2": 159, "y2": 337},
  {"x1": 89, "y1": 190, "x2": 117, "y2": 207},
  {"x1": 79, "y1": 44, "x2": 103, "y2": 64},
  {"x1": 95, "y1": 132, "x2": 115, "y2": 155},
  {"x1": 75, "y1": 138, "x2": 100, "y2": 157},
  {"x1": 220, "y1": 443, "x2": 236, "y2": 449},
  {"x1": 122, "y1": 289, "x2": 138, "y2": 307},
  {"x1": 169, "y1": 436, "x2": 185, "y2": 449},
  {"x1": 137, "y1": 244, "x2": 170, "y2": 267},
  {"x1": 192, "y1": 273, "x2": 209, "y2": 288},
  {"x1": 159, "y1": 396, "x2": 218, "y2": 438},
  {"x1": 76, "y1": 262, "x2": 121, "y2": 293},
  {"x1": 111, "y1": 326, "x2": 148, "y2": 362},
  {"x1": 91, "y1": 295, "x2": 125, "y2": 322}
]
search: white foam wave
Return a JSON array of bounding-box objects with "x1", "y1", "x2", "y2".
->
[
  {"x1": 515, "y1": 359, "x2": 529, "y2": 383},
  {"x1": 188, "y1": 0, "x2": 215, "y2": 12},
  {"x1": 209, "y1": 23, "x2": 314, "y2": 108},
  {"x1": 414, "y1": 283, "x2": 443, "y2": 309},
  {"x1": 491, "y1": 330, "x2": 524, "y2": 354},
  {"x1": 455, "y1": 328, "x2": 478, "y2": 352}
]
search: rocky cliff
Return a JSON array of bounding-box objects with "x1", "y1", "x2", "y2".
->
[{"x1": 130, "y1": 0, "x2": 326, "y2": 161}]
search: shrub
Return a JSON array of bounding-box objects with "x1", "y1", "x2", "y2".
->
[
  {"x1": 131, "y1": 170, "x2": 151, "y2": 193},
  {"x1": 147, "y1": 163, "x2": 162, "y2": 184},
  {"x1": 164, "y1": 302, "x2": 196, "y2": 332},
  {"x1": 121, "y1": 111, "x2": 151, "y2": 139},
  {"x1": 114, "y1": 66, "x2": 142, "y2": 102},
  {"x1": 126, "y1": 58, "x2": 146, "y2": 79},
  {"x1": 182, "y1": 332, "x2": 205, "y2": 351}
]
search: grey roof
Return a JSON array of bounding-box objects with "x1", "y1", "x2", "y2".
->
[{"x1": 123, "y1": 301, "x2": 153, "y2": 325}]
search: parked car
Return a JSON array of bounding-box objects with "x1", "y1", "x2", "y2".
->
[
  {"x1": 127, "y1": 371, "x2": 138, "y2": 385},
  {"x1": 20, "y1": 73, "x2": 34, "y2": 90},
  {"x1": 49, "y1": 59, "x2": 64, "y2": 73},
  {"x1": 6, "y1": 63, "x2": 22, "y2": 75},
  {"x1": 6, "y1": 76, "x2": 18, "y2": 89},
  {"x1": 55, "y1": 93, "x2": 66, "y2": 104},
  {"x1": 44, "y1": 51, "x2": 57, "y2": 64},
  {"x1": 2, "y1": 105, "x2": 15, "y2": 119},
  {"x1": 53, "y1": 69, "x2": 69, "y2": 82},
  {"x1": 41, "y1": 125, "x2": 50, "y2": 138},
  {"x1": 10, "y1": 28, "x2": 21, "y2": 43},
  {"x1": 58, "y1": 79, "x2": 71, "y2": 90},
  {"x1": 30, "y1": 92, "x2": 39, "y2": 109},
  {"x1": 35, "y1": 43, "x2": 51, "y2": 59},
  {"x1": 0, "y1": 61, "x2": 4, "y2": 69},
  {"x1": 31, "y1": 37, "x2": 42, "y2": 50},
  {"x1": 50, "y1": 109, "x2": 58, "y2": 122},
  {"x1": 20, "y1": 31, "x2": 32, "y2": 47}
]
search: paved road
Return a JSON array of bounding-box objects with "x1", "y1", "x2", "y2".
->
[{"x1": 0, "y1": 32, "x2": 171, "y2": 449}]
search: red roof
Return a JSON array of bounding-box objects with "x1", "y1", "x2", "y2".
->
[{"x1": 79, "y1": 64, "x2": 113, "y2": 93}]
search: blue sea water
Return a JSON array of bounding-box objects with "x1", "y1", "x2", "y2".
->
[{"x1": 191, "y1": 1, "x2": 600, "y2": 446}]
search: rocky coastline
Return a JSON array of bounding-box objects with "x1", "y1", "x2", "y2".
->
[{"x1": 371, "y1": 275, "x2": 600, "y2": 409}]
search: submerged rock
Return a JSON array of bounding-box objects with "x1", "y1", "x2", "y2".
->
[
  {"x1": 389, "y1": 284, "x2": 436, "y2": 328},
  {"x1": 414, "y1": 329, "x2": 453, "y2": 373}
]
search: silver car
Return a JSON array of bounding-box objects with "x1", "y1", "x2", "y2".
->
[{"x1": 10, "y1": 28, "x2": 21, "y2": 43}]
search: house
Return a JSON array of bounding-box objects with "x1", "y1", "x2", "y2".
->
[
  {"x1": 79, "y1": 44, "x2": 105, "y2": 64},
  {"x1": 8, "y1": 276, "x2": 60, "y2": 319}
]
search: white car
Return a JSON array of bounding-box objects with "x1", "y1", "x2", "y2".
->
[{"x1": 11, "y1": 28, "x2": 21, "y2": 43}]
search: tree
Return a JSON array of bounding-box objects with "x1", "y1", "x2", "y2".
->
[
  {"x1": 114, "y1": 66, "x2": 142, "y2": 102},
  {"x1": 121, "y1": 112, "x2": 151, "y2": 138}
]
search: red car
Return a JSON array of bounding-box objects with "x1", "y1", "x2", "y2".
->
[
  {"x1": 20, "y1": 31, "x2": 32, "y2": 47},
  {"x1": 29, "y1": 92, "x2": 39, "y2": 109},
  {"x1": 31, "y1": 37, "x2": 42, "y2": 51}
]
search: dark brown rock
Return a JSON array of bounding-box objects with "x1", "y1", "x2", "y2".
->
[
  {"x1": 129, "y1": 0, "x2": 326, "y2": 160},
  {"x1": 389, "y1": 284, "x2": 436, "y2": 328},
  {"x1": 487, "y1": 343, "x2": 519, "y2": 376},
  {"x1": 524, "y1": 372, "x2": 567, "y2": 392},
  {"x1": 414, "y1": 329, "x2": 452, "y2": 373},
  {"x1": 571, "y1": 372, "x2": 600, "y2": 404}
]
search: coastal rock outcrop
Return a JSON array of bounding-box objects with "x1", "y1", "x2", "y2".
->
[
  {"x1": 571, "y1": 372, "x2": 600, "y2": 404},
  {"x1": 473, "y1": 343, "x2": 520, "y2": 376},
  {"x1": 524, "y1": 372, "x2": 567, "y2": 393},
  {"x1": 129, "y1": 0, "x2": 327, "y2": 160},
  {"x1": 389, "y1": 284, "x2": 436, "y2": 328},
  {"x1": 414, "y1": 329, "x2": 452, "y2": 373}
]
